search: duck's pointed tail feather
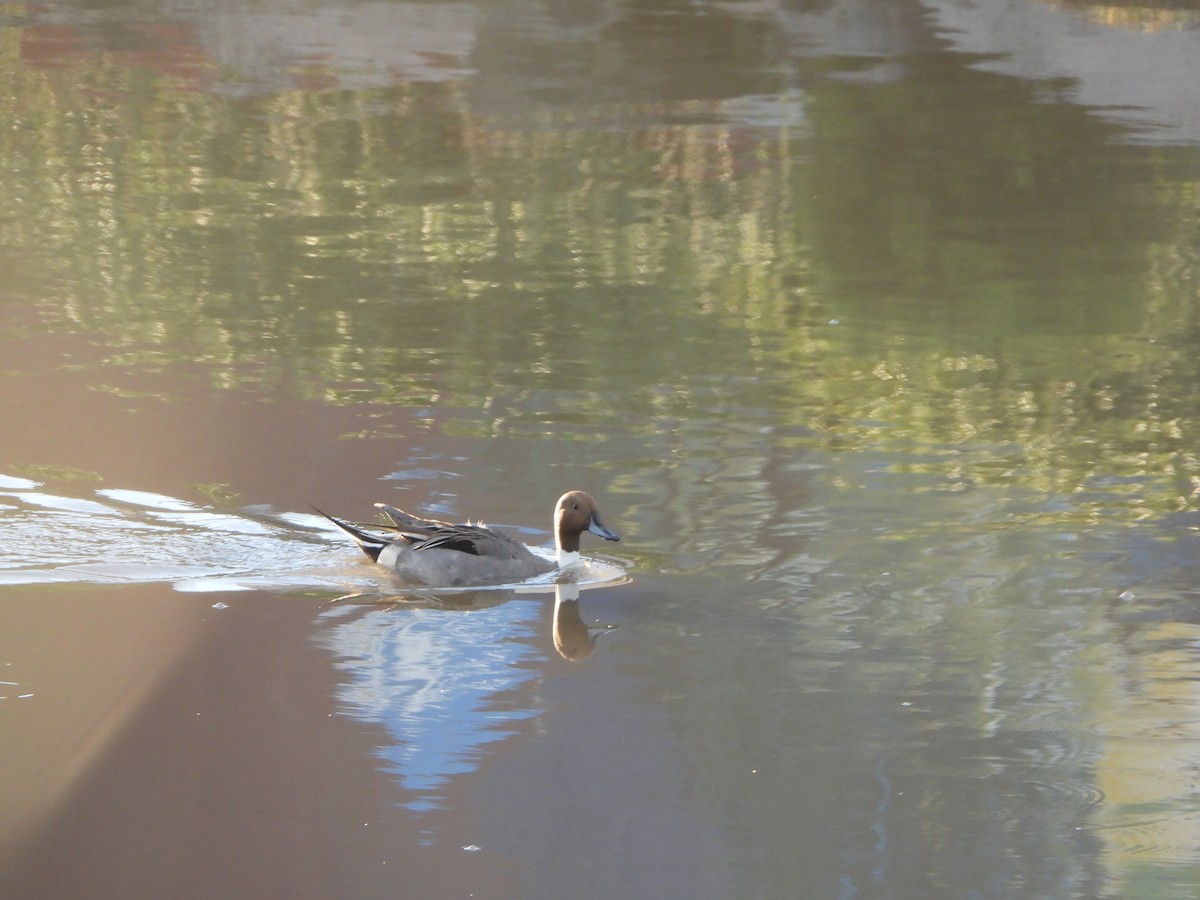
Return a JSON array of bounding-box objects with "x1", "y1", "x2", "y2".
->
[{"x1": 310, "y1": 506, "x2": 393, "y2": 563}]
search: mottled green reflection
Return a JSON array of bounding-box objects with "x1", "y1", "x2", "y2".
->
[{"x1": 3, "y1": 29, "x2": 1197, "y2": 526}]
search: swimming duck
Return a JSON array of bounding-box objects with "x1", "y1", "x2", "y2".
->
[{"x1": 317, "y1": 490, "x2": 620, "y2": 587}]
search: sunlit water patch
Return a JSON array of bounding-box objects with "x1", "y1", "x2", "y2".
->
[{"x1": 0, "y1": 475, "x2": 627, "y2": 595}]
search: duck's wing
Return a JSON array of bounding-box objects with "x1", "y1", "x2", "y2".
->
[
  {"x1": 374, "y1": 503, "x2": 528, "y2": 559},
  {"x1": 321, "y1": 503, "x2": 531, "y2": 562},
  {"x1": 414, "y1": 523, "x2": 510, "y2": 558}
]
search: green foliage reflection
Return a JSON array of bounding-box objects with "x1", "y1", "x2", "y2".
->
[{"x1": 2, "y1": 33, "x2": 1199, "y2": 520}]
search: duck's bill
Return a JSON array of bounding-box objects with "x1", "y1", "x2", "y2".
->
[{"x1": 588, "y1": 516, "x2": 620, "y2": 542}]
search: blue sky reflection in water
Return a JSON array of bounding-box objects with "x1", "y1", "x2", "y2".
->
[
  {"x1": 2, "y1": 0, "x2": 1200, "y2": 897},
  {"x1": 315, "y1": 601, "x2": 544, "y2": 816}
]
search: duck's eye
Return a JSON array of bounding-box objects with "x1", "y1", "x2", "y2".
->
[{"x1": 572, "y1": 502, "x2": 580, "y2": 510}]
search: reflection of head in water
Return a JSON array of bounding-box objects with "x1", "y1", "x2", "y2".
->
[{"x1": 552, "y1": 581, "x2": 617, "y2": 662}]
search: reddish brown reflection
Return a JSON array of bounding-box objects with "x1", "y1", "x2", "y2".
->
[{"x1": 0, "y1": 586, "x2": 520, "y2": 898}]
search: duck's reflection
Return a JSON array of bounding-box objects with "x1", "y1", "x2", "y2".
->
[
  {"x1": 315, "y1": 575, "x2": 624, "y2": 815},
  {"x1": 325, "y1": 587, "x2": 515, "y2": 612},
  {"x1": 324, "y1": 578, "x2": 619, "y2": 661},
  {"x1": 552, "y1": 580, "x2": 619, "y2": 661}
]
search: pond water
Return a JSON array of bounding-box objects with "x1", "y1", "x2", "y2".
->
[{"x1": 3, "y1": 1, "x2": 1200, "y2": 897}]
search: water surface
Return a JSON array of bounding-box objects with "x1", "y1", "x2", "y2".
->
[{"x1": 3, "y1": 1, "x2": 1200, "y2": 897}]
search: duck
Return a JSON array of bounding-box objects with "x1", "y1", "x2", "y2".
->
[{"x1": 316, "y1": 490, "x2": 620, "y2": 587}]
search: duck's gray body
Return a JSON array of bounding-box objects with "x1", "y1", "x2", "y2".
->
[
  {"x1": 318, "y1": 491, "x2": 619, "y2": 588},
  {"x1": 375, "y1": 512, "x2": 556, "y2": 586}
]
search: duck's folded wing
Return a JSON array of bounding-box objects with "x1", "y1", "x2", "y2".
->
[{"x1": 414, "y1": 524, "x2": 492, "y2": 556}]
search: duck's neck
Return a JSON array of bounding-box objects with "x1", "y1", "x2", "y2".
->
[
  {"x1": 556, "y1": 520, "x2": 582, "y2": 569},
  {"x1": 554, "y1": 581, "x2": 581, "y2": 606}
]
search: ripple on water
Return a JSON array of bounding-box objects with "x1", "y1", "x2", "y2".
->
[
  {"x1": 923, "y1": 726, "x2": 1108, "y2": 820},
  {"x1": 1096, "y1": 800, "x2": 1200, "y2": 869},
  {"x1": 0, "y1": 475, "x2": 629, "y2": 595},
  {"x1": 96, "y1": 488, "x2": 200, "y2": 512},
  {"x1": 4, "y1": 491, "x2": 120, "y2": 516},
  {"x1": 0, "y1": 474, "x2": 40, "y2": 490}
]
